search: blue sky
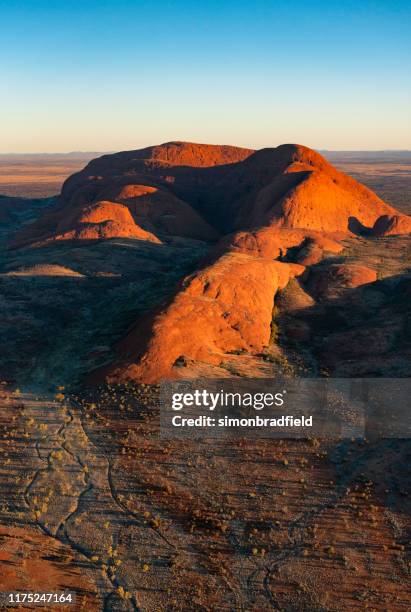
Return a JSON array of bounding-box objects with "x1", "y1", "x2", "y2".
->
[{"x1": 1, "y1": 0, "x2": 410, "y2": 151}]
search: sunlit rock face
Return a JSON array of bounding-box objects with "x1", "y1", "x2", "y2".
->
[{"x1": 10, "y1": 141, "x2": 411, "y2": 383}]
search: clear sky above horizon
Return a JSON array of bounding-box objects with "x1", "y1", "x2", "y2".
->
[{"x1": 1, "y1": 0, "x2": 410, "y2": 152}]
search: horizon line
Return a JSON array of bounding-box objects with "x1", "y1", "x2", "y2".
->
[{"x1": 1, "y1": 147, "x2": 411, "y2": 156}]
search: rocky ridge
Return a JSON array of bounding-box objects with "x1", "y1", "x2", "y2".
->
[{"x1": 10, "y1": 141, "x2": 411, "y2": 383}]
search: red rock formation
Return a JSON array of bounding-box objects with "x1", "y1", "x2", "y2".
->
[
  {"x1": 371, "y1": 214, "x2": 411, "y2": 236},
  {"x1": 224, "y1": 145, "x2": 408, "y2": 234},
  {"x1": 307, "y1": 264, "x2": 378, "y2": 300},
  {"x1": 104, "y1": 252, "x2": 304, "y2": 383},
  {"x1": 55, "y1": 200, "x2": 161, "y2": 242},
  {"x1": 11, "y1": 141, "x2": 411, "y2": 383},
  {"x1": 103, "y1": 184, "x2": 219, "y2": 240},
  {"x1": 13, "y1": 141, "x2": 411, "y2": 248},
  {"x1": 15, "y1": 200, "x2": 161, "y2": 246},
  {"x1": 209, "y1": 227, "x2": 344, "y2": 262}
]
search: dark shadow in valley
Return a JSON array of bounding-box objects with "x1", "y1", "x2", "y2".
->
[
  {"x1": 276, "y1": 272, "x2": 411, "y2": 378},
  {"x1": 0, "y1": 238, "x2": 209, "y2": 391}
]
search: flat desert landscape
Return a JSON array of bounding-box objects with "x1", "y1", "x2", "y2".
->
[
  {"x1": 324, "y1": 151, "x2": 411, "y2": 215},
  {"x1": 0, "y1": 153, "x2": 101, "y2": 198}
]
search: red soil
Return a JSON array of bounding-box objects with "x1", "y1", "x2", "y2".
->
[{"x1": 0, "y1": 525, "x2": 101, "y2": 610}]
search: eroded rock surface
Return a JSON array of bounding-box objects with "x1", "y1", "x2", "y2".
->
[
  {"x1": 13, "y1": 142, "x2": 411, "y2": 249},
  {"x1": 105, "y1": 253, "x2": 304, "y2": 383}
]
